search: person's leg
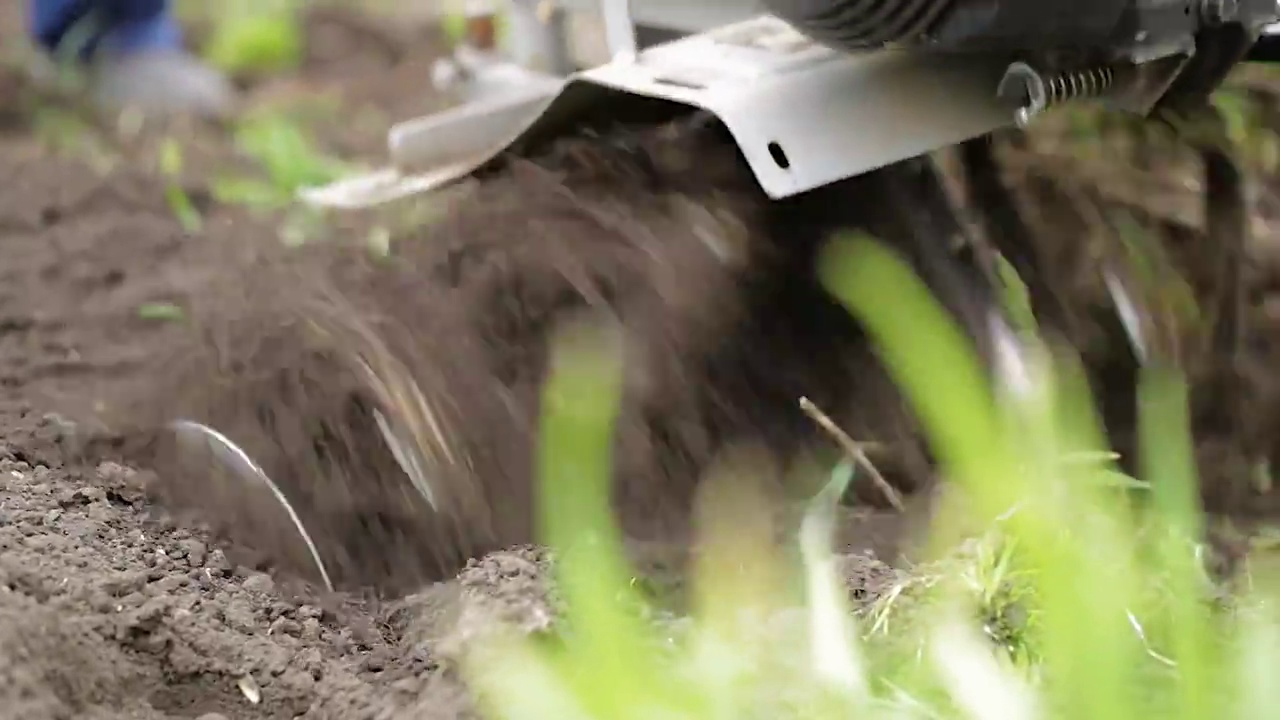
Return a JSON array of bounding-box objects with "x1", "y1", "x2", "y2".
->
[
  {"x1": 27, "y1": 0, "x2": 235, "y2": 118},
  {"x1": 96, "y1": 0, "x2": 183, "y2": 55},
  {"x1": 29, "y1": 0, "x2": 91, "y2": 53},
  {"x1": 31, "y1": 0, "x2": 177, "y2": 55}
]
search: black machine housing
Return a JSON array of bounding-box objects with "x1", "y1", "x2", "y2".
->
[
  {"x1": 760, "y1": 0, "x2": 1280, "y2": 110},
  {"x1": 758, "y1": 0, "x2": 1273, "y2": 55}
]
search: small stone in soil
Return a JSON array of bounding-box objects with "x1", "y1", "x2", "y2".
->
[
  {"x1": 205, "y1": 548, "x2": 230, "y2": 573},
  {"x1": 243, "y1": 572, "x2": 274, "y2": 594},
  {"x1": 179, "y1": 539, "x2": 207, "y2": 566},
  {"x1": 269, "y1": 617, "x2": 301, "y2": 636}
]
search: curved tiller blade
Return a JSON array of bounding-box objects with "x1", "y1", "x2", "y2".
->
[{"x1": 169, "y1": 419, "x2": 335, "y2": 592}]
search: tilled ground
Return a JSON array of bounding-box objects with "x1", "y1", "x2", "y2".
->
[
  {"x1": 0, "y1": 5, "x2": 913, "y2": 718},
  {"x1": 7, "y1": 4, "x2": 1280, "y2": 718}
]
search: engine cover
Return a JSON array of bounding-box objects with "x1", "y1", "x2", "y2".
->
[{"x1": 757, "y1": 0, "x2": 1128, "y2": 53}]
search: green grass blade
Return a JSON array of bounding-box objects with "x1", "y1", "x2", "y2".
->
[{"x1": 536, "y1": 323, "x2": 688, "y2": 718}]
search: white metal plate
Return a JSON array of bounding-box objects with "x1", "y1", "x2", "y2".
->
[
  {"x1": 300, "y1": 15, "x2": 1015, "y2": 208},
  {"x1": 297, "y1": 85, "x2": 560, "y2": 208},
  {"x1": 585, "y1": 16, "x2": 1013, "y2": 198}
]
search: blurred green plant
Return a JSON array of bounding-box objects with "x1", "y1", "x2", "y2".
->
[
  {"x1": 463, "y1": 233, "x2": 1280, "y2": 720},
  {"x1": 211, "y1": 112, "x2": 351, "y2": 211},
  {"x1": 201, "y1": 0, "x2": 304, "y2": 78},
  {"x1": 157, "y1": 137, "x2": 202, "y2": 233},
  {"x1": 30, "y1": 106, "x2": 115, "y2": 172},
  {"x1": 136, "y1": 301, "x2": 186, "y2": 322}
]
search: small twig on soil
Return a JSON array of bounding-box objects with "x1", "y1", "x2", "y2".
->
[{"x1": 799, "y1": 396, "x2": 905, "y2": 512}]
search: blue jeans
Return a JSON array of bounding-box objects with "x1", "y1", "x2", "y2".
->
[{"x1": 30, "y1": 0, "x2": 182, "y2": 58}]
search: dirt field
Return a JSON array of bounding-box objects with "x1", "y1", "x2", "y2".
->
[
  {"x1": 3, "y1": 4, "x2": 1280, "y2": 719},
  {"x1": 0, "y1": 5, "x2": 922, "y2": 718}
]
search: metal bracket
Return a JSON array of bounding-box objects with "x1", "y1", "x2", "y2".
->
[
  {"x1": 300, "y1": 15, "x2": 1015, "y2": 209},
  {"x1": 299, "y1": 83, "x2": 562, "y2": 209}
]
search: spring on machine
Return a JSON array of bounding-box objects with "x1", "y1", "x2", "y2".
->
[
  {"x1": 998, "y1": 62, "x2": 1117, "y2": 126},
  {"x1": 1042, "y1": 66, "x2": 1115, "y2": 105}
]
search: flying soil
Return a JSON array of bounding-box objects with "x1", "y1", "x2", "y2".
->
[{"x1": 104, "y1": 0, "x2": 1280, "y2": 595}]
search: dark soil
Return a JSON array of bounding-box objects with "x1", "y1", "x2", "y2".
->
[
  {"x1": 991, "y1": 128, "x2": 1280, "y2": 522},
  {"x1": 94, "y1": 119, "x2": 940, "y2": 600},
  {"x1": 0, "y1": 5, "x2": 913, "y2": 718},
  {"x1": 4, "y1": 2, "x2": 1280, "y2": 717}
]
